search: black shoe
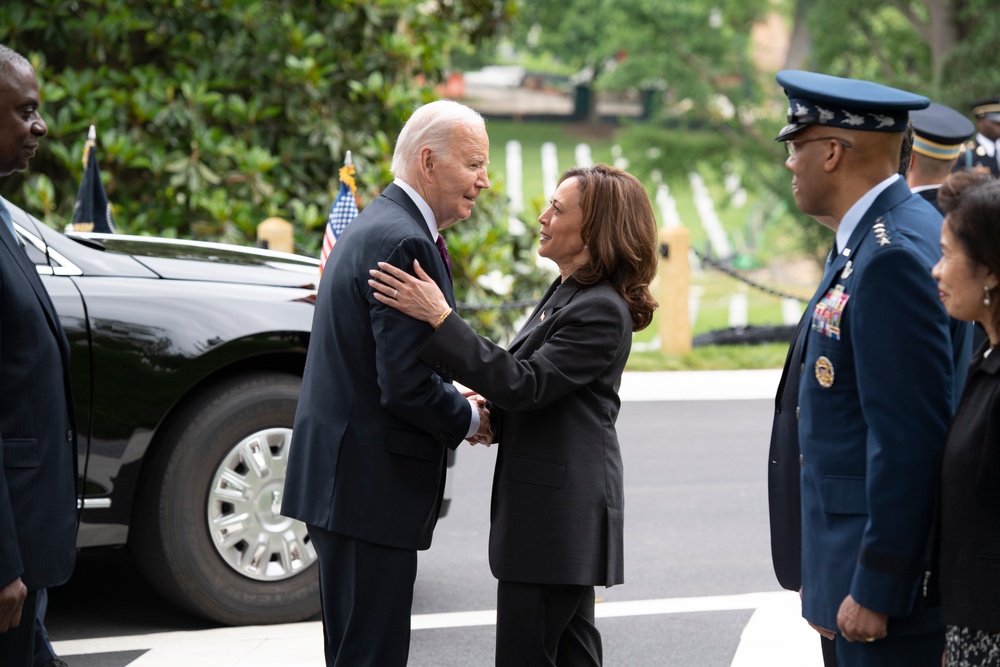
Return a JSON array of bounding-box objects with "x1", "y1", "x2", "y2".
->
[{"x1": 40, "y1": 659, "x2": 70, "y2": 667}]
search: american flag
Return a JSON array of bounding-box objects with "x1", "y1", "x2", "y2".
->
[{"x1": 319, "y1": 156, "x2": 359, "y2": 275}]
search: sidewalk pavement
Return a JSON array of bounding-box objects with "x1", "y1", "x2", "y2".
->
[
  {"x1": 618, "y1": 368, "x2": 782, "y2": 402},
  {"x1": 54, "y1": 590, "x2": 824, "y2": 667},
  {"x1": 55, "y1": 369, "x2": 808, "y2": 667}
]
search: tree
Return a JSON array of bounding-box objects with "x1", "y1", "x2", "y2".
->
[
  {"x1": 513, "y1": 0, "x2": 772, "y2": 114},
  {"x1": 0, "y1": 0, "x2": 514, "y2": 248},
  {"x1": 791, "y1": 0, "x2": 1000, "y2": 103}
]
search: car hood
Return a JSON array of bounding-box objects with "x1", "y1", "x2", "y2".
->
[{"x1": 73, "y1": 234, "x2": 321, "y2": 290}]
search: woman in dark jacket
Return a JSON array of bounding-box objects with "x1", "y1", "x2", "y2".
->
[
  {"x1": 369, "y1": 164, "x2": 658, "y2": 666},
  {"x1": 931, "y1": 171, "x2": 1000, "y2": 666}
]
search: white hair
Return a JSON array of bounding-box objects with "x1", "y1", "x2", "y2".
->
[
  {"x1": 0, "y1": 45, "x2": 31, "y2": 86},
  {"x1": 390, "y1": 100, "x2": 485, "y2": 181}
]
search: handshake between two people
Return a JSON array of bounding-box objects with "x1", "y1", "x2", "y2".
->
[{"x1": 465, "y1": 391, "x2": 493, "y2": 447}]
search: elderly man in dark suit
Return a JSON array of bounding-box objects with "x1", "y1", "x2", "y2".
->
[
  {"x1": 768, "y1": 71, "x2": 964, "y2": 666},
  {"x1": 0, "y1": 45, "x2": 78, "y2": 667},
  {"x1": 281, "y1": 100, "x2": 491, "y2": 666}
]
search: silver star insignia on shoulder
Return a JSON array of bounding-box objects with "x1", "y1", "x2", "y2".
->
[{"x1": 873, "y1": 218, "x2": 892, "y2": 246}]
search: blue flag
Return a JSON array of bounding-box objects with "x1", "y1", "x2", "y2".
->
[{"x1": 72, "y1": 125, "x2": 115, "y2": 233}]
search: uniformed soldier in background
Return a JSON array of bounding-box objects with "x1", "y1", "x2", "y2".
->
[
  {"x1": 908, "y1": 102, "x2": 976, "y2": 213},
  {"x1": 955, "y1": 97, "x2": 1000, "y2": 176}
]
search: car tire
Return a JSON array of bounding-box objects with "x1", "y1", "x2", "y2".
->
[{"x1": 130, "y1": 371, "x2": 320, "y2": 625}]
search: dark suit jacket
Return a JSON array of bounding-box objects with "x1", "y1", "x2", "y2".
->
[
  {"x1": 767, "y1": 315, "x2": 807, "y2": 591},
  {"x1": 281, "y1": 184, "x2": 471, "y2": 551},
  {"x1": 0, "y1": 198, "x2": 77, "y2": 592},
  {"x1": 938, "y1": 341, "x2": 1000, "y2": 633},
  {"x1": 797, "y1": 179, "x2": 954, "y2": 636},
  {"x1": 421, "y1": 277, "x2": 629, "y2": 587}
]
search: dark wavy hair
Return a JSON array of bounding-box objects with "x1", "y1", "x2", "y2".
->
[
  {"x1": 939, "y1": 170, "x2": 1000, "y2": 337},
  {"x1": 560, "y1": 164, "x2": 659, "y2": 331}
]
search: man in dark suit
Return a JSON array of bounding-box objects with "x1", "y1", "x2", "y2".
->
[
  {"x1": 956, "y1": 97, "x2": 1000, "y2": 176},
  {"x1": 281, "y1": 100, "x2": 491, "y2": 666},
  {"x1": 0, "y1": 45, "x2": 78, "y2": 667},
  {"x1": 908, "y1": 102, "x2": 975, "y2": 213},
  {"x1": 770, "y1": 71, "x2": 958, "y2": 666}
]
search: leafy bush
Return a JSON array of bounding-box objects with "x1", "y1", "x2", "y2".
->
[{"x1": 1, "y1": 0, "x2": 513, "y2": 254}]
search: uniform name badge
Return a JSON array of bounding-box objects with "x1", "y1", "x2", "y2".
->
[{"x1": 811, "y1": 284, "x2": 850, "y2": 340}]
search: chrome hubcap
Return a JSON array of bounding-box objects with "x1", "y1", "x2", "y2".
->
[{"x1": 207, "y1": 427, "x2": 316, "y2": 581}]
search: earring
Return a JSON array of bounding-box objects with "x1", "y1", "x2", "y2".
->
[{"x1": 985, "y1": 285, "x2": 992, "y2": 307}]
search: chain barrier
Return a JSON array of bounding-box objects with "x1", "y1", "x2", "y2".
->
[{"x1": 690, "y1": 247, "x2": 811, "y2": 302}]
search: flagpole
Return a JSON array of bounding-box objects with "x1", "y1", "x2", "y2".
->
[
  {"x1": 319, "y1": 151, "x2": 361, "y2": 275},
  {"x1": 82, "y1": 124, "x2": 96, "y2": 167}
]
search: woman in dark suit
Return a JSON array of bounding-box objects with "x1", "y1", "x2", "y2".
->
[
  {"x1": 930, "y1": 171, "x2": 1000, "y2": 666},
  {"x1": 369, "y1": 164, "x2": 658, "y2": 666}
]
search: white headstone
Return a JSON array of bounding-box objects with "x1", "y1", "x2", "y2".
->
[
  {"x1": 541, "y1": 142, "x2": 559, "y2": 201},
  {"x1": 689, "y1": 172, "x2": 733, "y2": 258},
  {"x1": 656, "y1": 183, "x2": 683, "y2": 228},
  {"x1": 728, "y1": 292, "x2": 749, "y2": 328},
  {"x1": 505, "y1": 140, "x2": 524, "y2": 215}
]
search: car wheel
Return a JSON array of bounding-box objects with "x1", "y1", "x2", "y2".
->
[{"x1": 130, "y1": 372, "x2": 320, "y2": 625}]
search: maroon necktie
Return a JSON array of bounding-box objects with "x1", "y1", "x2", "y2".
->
[{"x1": 435, "y1": 234, "x2": 453, "y2": 286}]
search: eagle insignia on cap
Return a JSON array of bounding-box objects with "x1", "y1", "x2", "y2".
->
[
  {"x1": 844, "y1": 111, "x2": 864, "y2": 126},
  {"x1": 871, "y1": 113, "x2": 894, "y2": 128}
]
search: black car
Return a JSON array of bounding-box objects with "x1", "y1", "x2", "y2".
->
[{"x1": 8, "y1": 201, "x2": 327, "y2": 625}]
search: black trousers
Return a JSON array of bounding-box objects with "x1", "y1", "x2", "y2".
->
[
  {"x1": 496, "y1": 580, "x2": 603, "y2": 667},
  {"x1": 0, "y1": 588, "x2": 38, "y2": 667},
  {"x1": 33, "y1": 589, "x2": 56, "y2": 667},
  {"x1": 834, "y1": 629, "x2": 944, "y2": 666},
  {"x1": 822, "y1": 634, "x2": 837, "y2": 666},
  {"x1": 308, "y1": 525, "x2": 418, "y2": 667}
]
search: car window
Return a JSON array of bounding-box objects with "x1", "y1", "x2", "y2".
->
[{"x1": 20, "y1": 235, "x2": 49, "y2": 266}]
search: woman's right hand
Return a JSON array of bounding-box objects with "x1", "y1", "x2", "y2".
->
[{"x1": 369, "y1": 259, "x2": 451, "y2": 325}]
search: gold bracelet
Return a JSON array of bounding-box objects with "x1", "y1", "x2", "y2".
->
[{"x1": 432, "y1": 307, "x2": 452, "y2": 329}]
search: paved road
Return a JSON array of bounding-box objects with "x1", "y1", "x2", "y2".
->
[{"x1": 44, "y1": 370, "x2": 826, "y2": 666}]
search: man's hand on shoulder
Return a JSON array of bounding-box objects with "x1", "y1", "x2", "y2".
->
[{"x1": 0, "y1": 576, "x2": 27, "y2": 632}]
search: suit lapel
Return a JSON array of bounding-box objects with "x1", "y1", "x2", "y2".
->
[
  {"x1": 508, "y1": 277, "x2": 579, "y2": 353},
  {"x1": 381, "y1": 183, "x2": 458, "y2": 308}
]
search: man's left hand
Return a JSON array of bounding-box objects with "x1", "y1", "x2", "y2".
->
[{"x1": 836, "y1": 594, "x2": 888, "y2": 643}]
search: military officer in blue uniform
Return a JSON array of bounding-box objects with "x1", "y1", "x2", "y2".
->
[
  {"x1": 956, "y1": 97, "x2": 1000, "y2": 176},
  {"x1": 772, "y1": 70, "x2": 958, "y2": 666},
  {"x1": 908, "y1": 102, "x2": 975, "y2": 213}
]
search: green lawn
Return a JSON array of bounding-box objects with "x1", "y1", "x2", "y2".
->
[{"x1": 626, "y1": 343, "x2": 790, "y2": 371}]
